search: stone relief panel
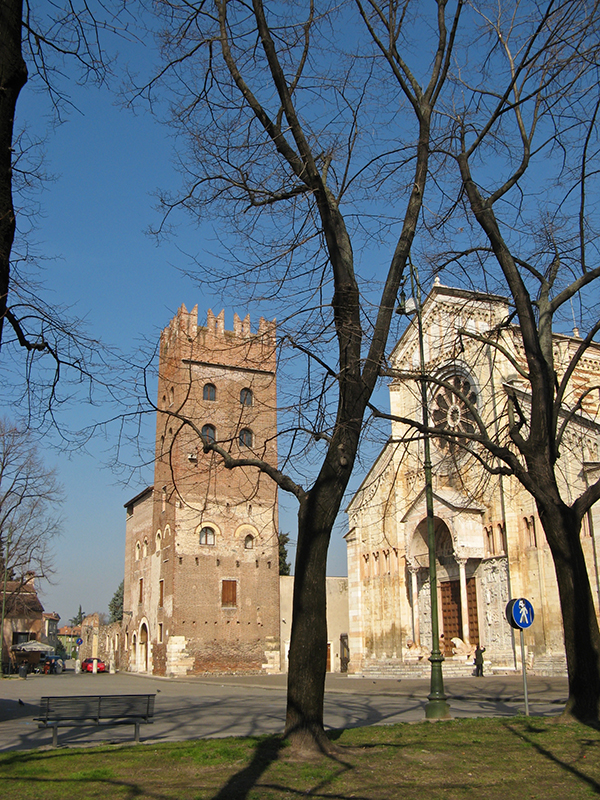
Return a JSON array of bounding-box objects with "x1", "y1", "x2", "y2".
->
[
  {"x1": 418, "y1": 577, "x2": 432, "y2": 646},
  {"x1": 479, "y1": 557, "x2": 513, "y2": 658}
]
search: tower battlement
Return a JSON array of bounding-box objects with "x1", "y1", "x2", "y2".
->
[{"x1": 160, "y1": 306, "x2": 276, "y2": 371}]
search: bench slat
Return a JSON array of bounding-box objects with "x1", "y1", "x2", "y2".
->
[
  {"x1": 39, "y1": 696, "x2": 101, "y2": 721},
  {"x1": 99, "y1": 695, "x2": 155, "y2": 719}
]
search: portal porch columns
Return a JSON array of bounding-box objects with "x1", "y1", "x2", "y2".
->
[
  {"x1": 408, "y1": 565, "x2": 420, "y2": 645},
  {"x1": 456, "y1": 557, "x2": 470, "y2": 644}
]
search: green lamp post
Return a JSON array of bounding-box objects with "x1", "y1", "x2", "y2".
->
[{"x1": 397, "y1": 265, "x2": 450, "y2": 720}]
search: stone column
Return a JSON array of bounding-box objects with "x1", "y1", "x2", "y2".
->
[
  {"x1": 409, "y1": 565, "x2": 420, "y2": 645},
  {"x1": 456, "y1": 557, "x2": 470, "y2": 644}
]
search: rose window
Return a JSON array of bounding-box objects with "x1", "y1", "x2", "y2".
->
[{"x1": 431, "y1": 374, "x2": 477, "y2": 455}]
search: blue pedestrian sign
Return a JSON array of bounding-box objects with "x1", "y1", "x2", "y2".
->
[{"x1": 506, "y1": 598, "x2": 535, "y2": 630}]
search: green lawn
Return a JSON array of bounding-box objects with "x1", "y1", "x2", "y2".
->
[{"x1": 1, "y1": 717, "x2": 599, "y2": 799}]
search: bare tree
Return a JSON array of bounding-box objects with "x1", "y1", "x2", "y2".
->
[
  {"x1": 0, "y1": 417, "x2": 63, "y2": 588},
  {"x1": 448, "y1": 1, "x2": 600, "y2": 725},
  {"x1": 0, "y1": 1, "x2": 126, "y2": 424},
  {"x1": 385, "y1": 1, "x2": 600, "y2": 722},
  {"x1": 132, "y1": 0, "x2": 600, "y2": 748},
  {"x1": 133, "y1": 0, "x2": 460, "y2": 752}
]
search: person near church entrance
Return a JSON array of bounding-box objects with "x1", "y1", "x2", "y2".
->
[{"x1": 474, "y1": 644, "x2": 486, "y2": 677}]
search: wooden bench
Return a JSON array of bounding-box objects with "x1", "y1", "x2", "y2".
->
[{"x1": 36, "y1": 694, "x2": 155, "y2": 746}]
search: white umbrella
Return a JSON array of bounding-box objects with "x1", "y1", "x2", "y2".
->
[{"x1": 11, "y1": 640, "x2": 55, "y2": 653}]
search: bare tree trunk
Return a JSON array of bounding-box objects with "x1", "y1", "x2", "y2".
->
[
  {"x1": 285, "y1": 424, "x2": 363, "y2": 751},
  {"x1": 537, "y1": 498, "x2": 600, "y2": 722},
  {"x1": 285, "y1": 491, "x2": 332, "y2": 751},
  {"x1": 0, "y1": 0, "x2": 27, "y2": 347}
]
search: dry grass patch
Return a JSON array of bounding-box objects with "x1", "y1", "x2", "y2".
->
[{"x1": 1, "y1": 717, "x2": 599, "y2": 799}]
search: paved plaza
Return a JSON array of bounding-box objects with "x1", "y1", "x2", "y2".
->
[{"x1": 0, "y1": 670, "x2": 568, "y2": 751}]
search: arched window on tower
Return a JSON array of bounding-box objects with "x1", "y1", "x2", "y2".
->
[
  {"x1": 484, "y1": 526, "x2": 494, "y2": 557},
  {"x1": 199, "y1": 526, "x2": 215, "y2": 546},
  {"x1": 202, "y1": 424, "x2": 216, "y2": 443},
  {"x1": 244, "y1": 534, "x2": 254, "y2": 550},
  {"x1": 240, "y1": 387, "x2": 253, "y2": 406},
  {"x1": 497, "y1": 524, "x2": 507, "y2": 555},
  {"x1": 525, "y1": 516, "x2": 537, "y2": 548},
  {"x1": 203, "y1": 383, "x2": 216, "y2": 401},
  {"x1": 239, "y1": 428, "x2": 253, "y2": 447}
]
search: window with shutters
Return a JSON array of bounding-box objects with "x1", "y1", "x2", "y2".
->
[{"x1": 221, "y1": 580, "x2": 237, "y2": 608}]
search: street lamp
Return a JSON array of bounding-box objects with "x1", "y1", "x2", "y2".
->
[{"x1": 397, "y1": 265, "x2": 450, "y2": 719}]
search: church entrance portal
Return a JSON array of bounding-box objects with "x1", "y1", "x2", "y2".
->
[{"x1": 441, "y1": 578, "x2": 479, "y2": 652}]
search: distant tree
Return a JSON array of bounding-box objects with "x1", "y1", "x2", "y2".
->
[
  {"x1": 278, "y1": 534, "x2": 291, "y2": 577},
  {"x1": 0, "y1": 418, "x2": 62, "y2": 585},
  {"x1": 69, "y1": 605, "x2": 85, "y2": 627},
  {"x1": 108, "y1": 580, "x2": 124, "y2": 623},
  {"x1": 55, "y1": 640, "x2": 67, "y2": 658}
]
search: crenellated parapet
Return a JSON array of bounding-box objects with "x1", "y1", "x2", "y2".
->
[
  {"x1": 159, "y1": 305, "x2": 276, "y2": 372},
  {"x1": 194, "y1": 308, "x2": 277, "y2": 371}
]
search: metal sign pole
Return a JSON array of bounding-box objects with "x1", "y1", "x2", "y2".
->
[
  {"x1": 506, "y1": 597, "x2": 534, "y2": 718},
  {"x1": 520, "y1": 627, "x2": 529, "y2": 716}
]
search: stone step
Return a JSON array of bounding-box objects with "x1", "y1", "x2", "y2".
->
[
  {"x1": 530, "y1": 656, "x2": 567, "y2": 677},
  {"x1": 355, "y1": 653, "x2": 567, "y2": 680},
  {"x1": 357, "y1": 658, "x2": 482, "y2": 679}
]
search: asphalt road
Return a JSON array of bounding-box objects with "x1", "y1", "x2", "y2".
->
[{"x1": 0, "y1": 670, "x2": 568, "y2": 752}]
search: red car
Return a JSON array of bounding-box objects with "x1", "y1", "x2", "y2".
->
[{"x1": 81, "y1": 658, "x2": 106, "y2": 673}]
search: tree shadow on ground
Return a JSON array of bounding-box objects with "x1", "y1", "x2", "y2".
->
[
  {"x1": 208, "y1": 732, "x2": 355, "y2": 800},
  {"x1": 502, "y1": 720, "x2": 600, "y2": 794},
  {"x1": 208, "y1": 736, "x2": 284, "y2": 800}
]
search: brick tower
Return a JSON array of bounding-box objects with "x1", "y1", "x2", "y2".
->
[{"x1": 124, "y1": 306, "x2": 280, "y2": 676}]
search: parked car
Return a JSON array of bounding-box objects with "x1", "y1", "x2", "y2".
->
[
  {"x1": 81, "y1": 658, "x2": 106, "y2": 673},
  {"x1": 41, "y1": 655, "x2": 65, "y2": 674}
]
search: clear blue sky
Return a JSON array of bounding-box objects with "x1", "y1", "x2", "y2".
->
[{"x1": 13, "y1": 31, "x2": 358, "y2": 625}]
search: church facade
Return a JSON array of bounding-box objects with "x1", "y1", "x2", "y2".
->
[
  {"x1": 346, "y1": 284, "x2": 600, "y2": 677},
  {"x1": 122, "y1": 305, "x2": 281, "y2": 676}
]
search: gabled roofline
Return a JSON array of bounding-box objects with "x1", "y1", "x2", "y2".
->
[
  {"x1": 124, "y1": 485, "x2": 153, "y2": 509},
  {"x1": 390, "y1": 283, "x2": 511, "y2": 364}
]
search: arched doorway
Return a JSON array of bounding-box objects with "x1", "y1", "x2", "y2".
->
[
  {"x1": 409, "y1": 517, "x2": 479, "y2": 655},
  {"x1": 139, "y1": 623, "x2": 149, "y2": 673},
  {"x1": 410, "y1": 516, "x2": 454, "y2": 562},
  {"x1": 131, "y1": 633, "x2": 137, "y2": 672}
]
